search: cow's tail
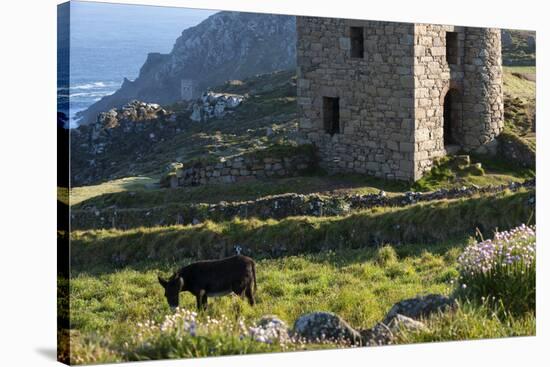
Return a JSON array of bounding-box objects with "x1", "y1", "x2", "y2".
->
[{"x1": 252, "y1": 262, "x2": 257, "y2": 295}]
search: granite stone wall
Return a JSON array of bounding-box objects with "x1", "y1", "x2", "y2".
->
[
  {"x1": 163, "y1": 152, "x2": 315, "y2": 188},
  {"x1": 297, "y1": 17, "x2": 416, "y2": 181},
  {"x1": 412, "y1": 24, "x2": 456, "y2": 179},
  {"x1": 462, "y1": 28, "x2": 504, "y2": 152}
]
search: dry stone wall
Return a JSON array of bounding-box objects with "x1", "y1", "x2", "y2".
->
[
  {"x1": 162, "y1": 150, "x2": 316, "y2": 188},
  {"x1": 72, "y1": 179, "x2": 534, "y2": 231}
]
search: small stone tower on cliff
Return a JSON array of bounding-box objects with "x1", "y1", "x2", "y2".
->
[{"x1": 296, "y1": 18, "x2": 504, "y2": 181}]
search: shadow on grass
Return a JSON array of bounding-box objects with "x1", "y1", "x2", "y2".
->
[
  {"x1": 70, "y1": 190, "x2": 534, "y2": 276},
  {"x1": 73, "y1": 174, "x2": 411, "y2": 210}
]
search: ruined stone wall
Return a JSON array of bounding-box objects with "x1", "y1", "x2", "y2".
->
[
  {"x1": 164, "y1": 152, "x2": 315, "y2": 188},
  {"x1": 297, "y1": 17, "x2": 416, "y2": 180}
]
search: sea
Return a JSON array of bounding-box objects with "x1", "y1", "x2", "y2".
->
[{"x1": 58, "y1": 1, "x2": 215, "y2": 127}]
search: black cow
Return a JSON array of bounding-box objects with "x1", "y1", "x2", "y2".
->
[{"x1": 158, "y1": 255, "x2": 257, "y2": 310}]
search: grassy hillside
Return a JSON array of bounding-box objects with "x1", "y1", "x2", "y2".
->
[
  {"x1": 503, "y1": 66, "x2": 536, "y2": 149},
  {"x1": 71, "y1": 70, "x2": 298, "y2": 186},
  {"x1": 64, "y1": 38, "x2": 537, "y2": 364}
]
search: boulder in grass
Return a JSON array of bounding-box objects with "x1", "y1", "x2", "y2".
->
[
  {"x1": 386, "y1": 314, "x2": 426, "y2": 333},
  {"x1": 253, "y1": 315, "x2": 290, "y2": 342},
  {"x1": 383, "y1": 294, "x2": 456, "y2": 324},
  {"x1": 361, "y1": 322, "x2": 393, "y2": 346},
  {"x1": 360, "y1": 314, "x2": 426, "y2": 346},
  {"x1": 292, "y1": 311, "x2": 362, "y2": 345}
]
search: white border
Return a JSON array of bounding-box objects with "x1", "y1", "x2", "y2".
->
[{"x1": 0, "y1": 0, "x2": 546, "y2": 366}]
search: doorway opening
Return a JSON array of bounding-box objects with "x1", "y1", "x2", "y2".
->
[{"x1": 443, "y1": 88, "x2": 462, "y2": 151}]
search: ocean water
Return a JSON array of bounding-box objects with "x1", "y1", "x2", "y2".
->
[{"x1": 59, "y1": 1, "x2": 215, "y2": 127}]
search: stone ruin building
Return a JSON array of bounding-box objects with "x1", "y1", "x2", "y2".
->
[
  {"x1": 181, "y1": 79, "x2": 195, "y2": 100},
  {"x1": 296, "y1": 17, "x2": 504, "y2": 181}
]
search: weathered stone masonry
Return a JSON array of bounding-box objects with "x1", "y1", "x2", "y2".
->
[
  {"x1": 297, "y1": 18, "x2": 503, "y2": 181},
  {"x1": 162, "y1": 151, "x2": 315, "y2": 188}
]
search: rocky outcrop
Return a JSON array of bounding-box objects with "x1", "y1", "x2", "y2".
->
[
  {"x1": 76, "y1": 11, "x2": 296, "y2": 125},
  {"x1": 292, "y1": 312, "x2": 362, "y2": 345},
  {"x1": 97, "y1": 100, "x2": 172, "y2": 129},
  {"x1": 70, "y1": 100, "x2": 180, "y2": 186},
  {"x1": 189, "y1": 91, "x2": 245, "y2": 122}
]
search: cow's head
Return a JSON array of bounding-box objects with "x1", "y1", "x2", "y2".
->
[{"x1": 158, "y1": 275, "x2": 184, "y2": 310}]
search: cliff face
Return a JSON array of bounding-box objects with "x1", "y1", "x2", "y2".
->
[{"x1": 76, "y1": 11, "x2": 297, "y2": 125}]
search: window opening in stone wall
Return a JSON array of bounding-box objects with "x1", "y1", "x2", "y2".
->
[
  {"x1": 323, "y1": 97, "x2": 340, "y2": 135},
  {"x1": 446, "y1": 32, "x2": 459, "y2": 65},
  {"x1": 350, "y1": 27, "x2": 364, "y2": 58}
]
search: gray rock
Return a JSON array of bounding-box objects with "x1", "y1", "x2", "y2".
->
[
  {"x1": 190, "y1": 91, "x2": 245, "y2": 122},
  {"x1": 360, "y1": 322, "x2": 393, "y2": 346},
  {"x1": 253, "y1": 315, "x2": 290, "y2": 341},
  {"x1": 383, "y1": 294, "x2": 456, "y2": 324},
  {"x1": 292, "y1": 311, "x2": 362, "y2": 345},
  {"x1": 360, "y1": 314, "x2": 426, "y2": 346},
  {"x1": 386, "y1": 314, "x2": 426, "y2": 333},
  {"x1": 190, "y1": 104, "x2": 202, "y2": 122}
]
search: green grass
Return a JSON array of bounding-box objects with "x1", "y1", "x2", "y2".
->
[
  {"x1": 68, "y1": 241, "x2": 534, "y2": 364},
  {"x1": 396, "y1": 300, "x2": 535, "y2": 344},
  {"x1": 73, "y1": 174, "x2": 407, "y2": 210},
  {"x1": 413, "y1": 155, "x2": 534, "y2": 192},
  {"x1": 70, "y1": 177, "x2": 158, "y2": 206},
  {"x1": 502, "y1": 66, "x2": 536, "y2": 145},
  {"x1": 503, "y1": 66, "x2": 536, "y2": 100},
  {"x1": 70, "y1": 189, "x2": 534, "y2": 272}
]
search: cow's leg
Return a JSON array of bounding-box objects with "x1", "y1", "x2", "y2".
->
[
  {"x1": 232, "y1": 284, "x2": 245, "y2": 298},
  {"x1": 245, "y1": 283, "x2": 255, "y2": 306},
  {"x1": 196, "y1": 289, "x2": 208, "y2": 311},
  {"x1": 196, "y1": 294, "x2": 203, "y2": 310}
]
